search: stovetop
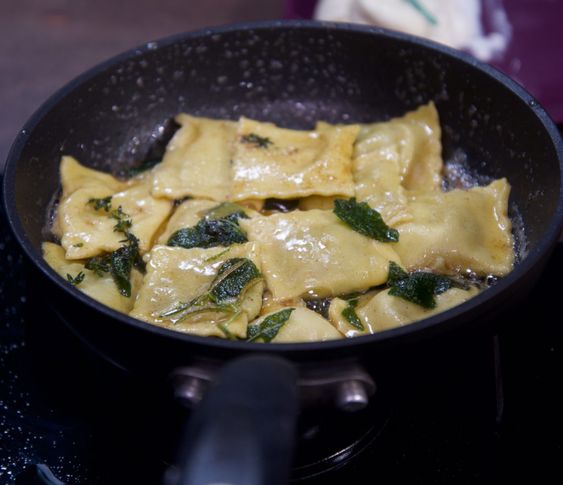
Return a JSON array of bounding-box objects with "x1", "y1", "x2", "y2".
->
[{"x1": 1, "y1": 188, "x2": 562, "y2": 484}]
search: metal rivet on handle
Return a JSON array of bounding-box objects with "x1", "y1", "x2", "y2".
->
[
  {"x1": 335, "y1": 380, "x2": 369, "y2": 412},
  {"x1": 174, "y1": 377, "x2": 206, "y2": 408}
]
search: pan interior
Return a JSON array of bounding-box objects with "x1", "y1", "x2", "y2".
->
[{"x1": 5, "y1": 24, "x2": 562, "y2": 351}]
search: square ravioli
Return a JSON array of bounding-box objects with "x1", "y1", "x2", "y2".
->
[
  {"x1": 239, "y1": 210, "x2": 401, "y2": 300},
  {"x1": 130, "y1": 243, "x2": 263, "y2": 338},
  {"x1": 392, "y1": 179, "x2": 514, "y2": 276},
  {"x1": 353, "y1": 102, "x2": 443, "y2": 224},
  {"x1": 42, "y1": 242, "x2": 143, "y2": 314},
  {"x1": 60, "y1": 155, "x2": 126, "y2": 197},
  {"x1": 230, "y1": 117, "x2": 359, "y2": 201},
  {"x1": 156, "y1": 199, "x2": 261, "y2": 246},
  {"x1": 356, "y1": 287, "x2": 480, "y2": 333},
  {"x1": 57, "y1": 158, "x2": 173, "y2": 260},
  {"x1": 151, "y1": 114, "x2": 237, "y2": 201},
  {"x1": 156, "y1": 199, "x2": 219, "y2": 245},
  {"x1": 250, "y1": 307, "x2": 343, "y2": 343}
]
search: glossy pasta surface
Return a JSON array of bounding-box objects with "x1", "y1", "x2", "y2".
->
[{"x1": 43, "y1": 103, "x2": 515, "y2": 343}]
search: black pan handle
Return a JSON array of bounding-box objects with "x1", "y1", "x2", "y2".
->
[{"x1": 165, "y1": 355, "x2": 299, "y2": 485}]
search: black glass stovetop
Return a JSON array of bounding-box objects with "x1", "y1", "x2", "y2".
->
[{"x1": 1, "y1": 190, "x2": 562, "y2": 485}]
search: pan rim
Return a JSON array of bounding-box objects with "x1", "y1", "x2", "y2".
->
[{"x1": 3, "y1": 20, "x2": 563, "y2": 356}]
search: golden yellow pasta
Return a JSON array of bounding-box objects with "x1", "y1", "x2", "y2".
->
[
  {"x1": 392, "y1": 179, "x2": 514, "y2": 276},
  {"x1": 57, "y1": 165, "x2": 173, "y2": 260},
  {"x1": 356, "y1": 287, "x2": 481, "y2": 333},
  {"x1": 231, "y1": 117, "x2": 359, "y2": 201},
  {"x1": 151, "y1": 114, "x2": 236, "y2": 201},
  {"x1": 43, "y1": 242, "x2": 144, "y2": 313},
  {"x1": 239, "y1": 210, "x2": 401, "y2": 300},
  {"x1": 130, "y1": 243, "x2": 263, "y2": 338},
  {"x1": 42, "y1": 104, "x2": 516, "y2": 343}
]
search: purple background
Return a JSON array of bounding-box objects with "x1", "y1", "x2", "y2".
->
[{"x1": 284, "y1": 0, "x2": 563, "y2": 123}]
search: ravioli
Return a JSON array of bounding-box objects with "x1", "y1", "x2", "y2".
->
[
  {"x1": 327, "y1": 292, "x2": 378, "y2": 338},
  {"x1": 240, "y1": 210, "x2": 401, "y2": 300},
  {"x1": 298, "y1": 195, "x2": 338, "y2": 211},
  {"x1": 42, "y1": 242, "x2": 143, "y2": 313},
  {"x1": 260, "y1": 291, "x2": 306, "y2": 316},
  {"x1": 254, "y1": 307, "x2": 343, "y2": 343},
  {"x1": 58, "y1": 173, "x2": 173, "y2": 260},
  {"x1": 156, "y1": 199, "x2": 262, "y2": 246},
  {"x1": 130, "y1": 243, "x2": 263, "y2": 338},
  {"x1": 392, "y1": 179, "x2": 514, "y2": 276},
  {"x1": 45, "y1": 105, "x2": 516, "y2": 344},
  {"x1": 356, "y1": 286, "x2": 480, "y2": 333},
  {"x1": 156, "y1": 199, "x2": 219, "y2": 245},
  {"x1": 353, "y1": 102, "x2": 442, "y2": 224},
  {"x1": 151, "y1": 114, "x2": 236, "y2": 201},
  {"x1": 60, "y1": 155, "x2": 125, "y2": 197},
  {"x1": 230, "y1": 117, "x2": 359, "y2": 201}
]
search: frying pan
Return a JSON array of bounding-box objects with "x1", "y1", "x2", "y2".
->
[{"x1": 3, "y1": 21, "x2": 562, "y2": 485}]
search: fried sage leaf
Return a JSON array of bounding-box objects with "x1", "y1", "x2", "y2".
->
[
  {"x1": 83, "y1": 208, "x2": 142, "y2": 297},
  {"x1": 247, "y1": 308, "x2": 294, "y2": 343},
  {"x1": 66, "y1": 271, "x2": 85, "y2": 286},
  {"x1": 387, "y1": 261, "x2": 454, "y2": 309},
  {"x1": 161, "y1": 257, "x2": 261, "y2": 324},
  {"x1": 110, "y1": 244, "x2": 137, "y2": 297},
  {"x1": 209, "y1": 258, "x2": 261, "y2": 304},
  {"x1": 240, "y1": 133, "x2": 273, "y2": 148},
  {"x1": 167, "y1": 219, "x2": 247, "y2": 249},
  {"x1": 341, "y1": 298, "x2": 364, "y2": 330},
  {"x1": 111, "y1": 206, "x2": 133, "y2": 234},
  {"x1": 333, "y1": 198, "x2": 399, "y2": 243},
  {"x1": 85, "y1": 241, "x2": 141, "y2": 297},
  {"x1": 85, "y1": 254, "x2": 112, "y2": 276},
  {"x1": 87, "y1": 196, "x2": 113, "y2": 212},
  {"x1": 159, "y1": 294, "x2": 236, "y2": 321},
  {"x1": 167, "y1": 203, "x2": 249, "y2": 250},
  {"x1": 387, "y1": 260, "x2": 409, "y2": 285}
]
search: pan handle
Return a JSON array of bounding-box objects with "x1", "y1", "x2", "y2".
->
[{"x1": 165, "y1": 355, "x2": 299, "y2": 485}]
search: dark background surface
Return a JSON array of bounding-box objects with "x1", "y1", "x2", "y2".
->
[{"x1": 0, "y1": 0, "x2": 282, "y2": 170}]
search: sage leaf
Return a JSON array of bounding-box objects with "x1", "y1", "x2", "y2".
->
[
  {"x1": 87, "y1": 196, "x2": 112, "y2": 212},
  {"x1": 387, "y1": 260, "x2": 409, "y2": 285},
  {"x1": 110, "y1": 245, "x2": 136, "y2": 297},
  {"x1": 66, "y1": 271, "x2": 85, "y2": 286},
  {"x1": 333, "y1": 198, "x2": 399, "y2": 242},
  {"x1": 240, "y1": 133, "x2": 273, "y2": 148},
  {"x1": 167, "y1": 207, "x2": 248, "y2": 250},
  {"x1": 85, "y1": 254, "x2": 112, "y2": 276},
  {"x1": 387, "y1": 261, "x2": 454, "y2": 309},
  {"x1": 247, "y1": 308, "x2": 294, "y2": 343},
  {"x1": 84, "y1": 210, "x2": 141, "y2": 297},
  {"x1": 341, "y1": 298, "x2": 364, "y2": 330},
  {"x1": 160, "y1": 257, "x2": 260, "y2": 324},
  {"x1": 209, "y1": 258, "x2": 261, "y2": 304}
]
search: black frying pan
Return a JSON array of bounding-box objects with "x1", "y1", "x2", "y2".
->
[{"x1": 3, "y1": 21, "x2": 563, "y2": 485}]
